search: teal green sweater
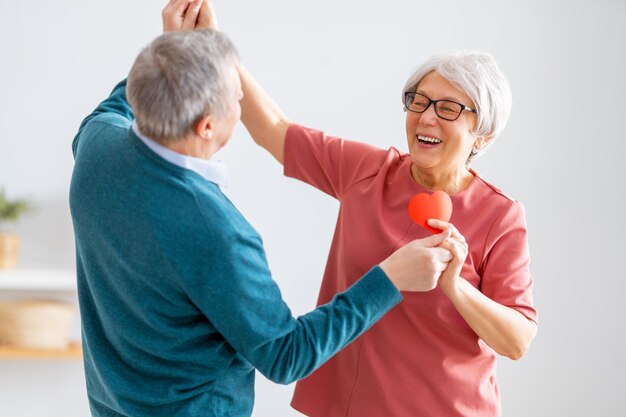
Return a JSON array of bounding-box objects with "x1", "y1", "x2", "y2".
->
[{"x1": 69, "y1": 80, "x2": 402, "y2": 417}]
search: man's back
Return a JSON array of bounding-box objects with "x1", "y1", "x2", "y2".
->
[{"x1": 70, "y1": 81, "x2": 269, "y2": 416}]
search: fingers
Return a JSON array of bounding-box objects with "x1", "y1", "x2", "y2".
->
[
  {"x1": 419, "y1": 228, "x2": 451, "y2": 247},
  {"x1": 439, "y1": 238, "x2": 468, "y2": 264},
  {"x1": 163, "y1": 0, "x2": 189, "y2": 20},
  {"x1": 431, "y1": 247, "x2": 453, "y2": 276},
  {"x1": 182, "y1": 0, "x2": 204, "y2": 31},
  {"x1": 196, "y1": 0, "x2": 218, "y2": 30},
  {"x1": 427, "y1": 219, "x2": 464, "y2": 241},
  {"x1": 162, "y1": 0, "x2": 188, "y2": 32},
  {"x1": 162, "y1": 0, "x2": 180, "y2": 15},
  {"x1": 162, "y1": 0, "x2": 203, "y2": 32},
  {"x1": 431, "y1": 247, "x2": 453, "y2": 263},
  {"x1": 162, "y1": 0, "x2": 177, "y2": 12}
]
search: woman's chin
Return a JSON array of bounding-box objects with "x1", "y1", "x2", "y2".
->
[{"x1": 410, "y1": 153, "x2": 439, "y2": 172}]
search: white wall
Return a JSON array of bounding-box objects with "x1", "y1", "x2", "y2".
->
[{"x1": 1, "y1": 0, "x2": 625, "y2": 416}]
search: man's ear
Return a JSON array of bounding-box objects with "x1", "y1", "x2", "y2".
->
[{"x1": 195, "y1": 114, "x2": 214, "y2": 140}]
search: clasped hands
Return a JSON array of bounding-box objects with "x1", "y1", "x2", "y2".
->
[
  {"x1": 162, "y1": 0, "x2": 216, "y2": 33},
  {"x1": 428, "y1": 219, "x2": 469, "y2": 294}
]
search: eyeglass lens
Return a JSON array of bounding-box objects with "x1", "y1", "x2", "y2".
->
[{"x1": 406, "y1": 93, "x2": 463, "y2": 121}]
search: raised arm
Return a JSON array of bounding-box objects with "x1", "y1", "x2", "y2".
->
[
  {"x1": 196, "y1": 0, "x2": 290, "y2": 164},
  {"x1": 239, "y1": 66, "x2": 290, "y2": 164}
]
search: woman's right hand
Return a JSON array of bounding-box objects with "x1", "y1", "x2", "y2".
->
[{"x1": 380, "y1": 230, "x2": 452, "y2": 292}]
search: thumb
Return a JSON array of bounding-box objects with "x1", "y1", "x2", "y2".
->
[{"x1": 419, "y1": 228, "x2": 451, "y2": 247}]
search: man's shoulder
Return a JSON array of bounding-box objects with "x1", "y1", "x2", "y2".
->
[
  {"x1": 85, "y1": 112, "x2": 132, "y2": 133},
  {"x1": 72, "y1": 114, "x2": 132, "y2": 159},
  {"x1": 186, "y1": 184, "x2": 258, "y2": 241},
  {"x1": 74, "y1": 112, "x2": 131, "y2": 145}
]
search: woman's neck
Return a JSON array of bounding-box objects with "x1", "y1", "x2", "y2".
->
[{"x1": 410, "y1": 164, "x2": 475, "y2": 195}]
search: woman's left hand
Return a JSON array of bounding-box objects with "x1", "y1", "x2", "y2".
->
[{"x1": 427, "y1": 219, "x2": 468, "y2": 294}]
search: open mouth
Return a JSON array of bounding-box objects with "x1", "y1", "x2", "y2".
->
[{"x1": 417, "y1": 135, "x2": 442, "y2": 145}]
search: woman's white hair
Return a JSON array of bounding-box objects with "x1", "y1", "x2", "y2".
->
[
  {"x1": 402, "y1": 52, "x2": 512, "y2": 164},
  {"x1": 127, "y1": 30, "x2": 239, "y2": 143}
]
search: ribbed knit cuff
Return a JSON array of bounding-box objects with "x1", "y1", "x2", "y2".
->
[{"x1": 350, "y1": 265, "x2": 402, "y2": 315}]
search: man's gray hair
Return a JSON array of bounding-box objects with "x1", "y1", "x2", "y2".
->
[
  {"x1": 127, "y1": 30, "x2": 239, "y2": 143},
  {"x1": 402, "y1": 52, "x2": 512, "y2": 165}
]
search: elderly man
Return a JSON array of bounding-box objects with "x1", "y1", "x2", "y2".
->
[{"x1": 69, "y1": 1, "x2": 453, "y2": 416}]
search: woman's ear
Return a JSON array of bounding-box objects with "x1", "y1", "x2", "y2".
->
[{"x1": 473, "y1": 135, "x2": 493, "y2": 152}]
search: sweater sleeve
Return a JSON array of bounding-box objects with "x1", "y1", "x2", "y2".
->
[
  {"x1": 181, "y1": 229, "x2": 402, "y2": 385},
  {"x1": 72, "y1": 79, "x2": 133, "y2": 157}
]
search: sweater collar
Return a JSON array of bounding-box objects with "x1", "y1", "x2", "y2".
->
[{"x1": 132, "y1": 122, "x2": 228, "y2": 189}]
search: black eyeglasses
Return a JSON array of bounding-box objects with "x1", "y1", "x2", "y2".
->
[{"x1": 403, "y1": 91, "x2": 477, "y2": 121}]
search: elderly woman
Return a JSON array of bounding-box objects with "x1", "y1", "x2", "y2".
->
[{"x1": 206, "y1": 5, "x2": 538, "y2": 417}]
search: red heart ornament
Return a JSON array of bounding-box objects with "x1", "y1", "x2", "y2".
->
[{"x1": 408, "y1": 190, "x2": 453, "y2": 234}]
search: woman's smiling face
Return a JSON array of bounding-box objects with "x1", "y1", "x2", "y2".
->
[{"x1": 405, "y1": 71, "x2": 486, "y2": 177}]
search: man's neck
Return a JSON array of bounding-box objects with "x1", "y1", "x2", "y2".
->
[{"x1": 167, "y1": 136, "x2": 217, "y2": 160}]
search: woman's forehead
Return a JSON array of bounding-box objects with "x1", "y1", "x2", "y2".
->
[{"x1": 417, "y1": 71, "x2": 471, "y2": 103}]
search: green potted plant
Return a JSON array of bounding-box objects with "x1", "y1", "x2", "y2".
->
[{"x1": 0, "y1": 190, "x2": 31, "y2": 269}]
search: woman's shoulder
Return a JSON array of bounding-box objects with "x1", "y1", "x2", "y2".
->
[
  {"x1": 473, "y1": 173, "x2": 521, "y2": 205},
  {"x1": 468, "y1": 174, "x2": 526, "y2": 224},
  {"x1": 473, "y1": 180, "x2": 528, "y2": 238}
]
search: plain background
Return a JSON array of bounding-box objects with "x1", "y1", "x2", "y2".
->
[{"x1": 1, "y1": 0, "x2": 625, "y2": 416}]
